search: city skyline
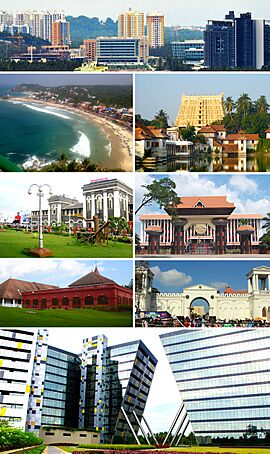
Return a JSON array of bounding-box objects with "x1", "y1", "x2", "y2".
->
[
  {"x1": 136, "y1": 73, "x2": 270, "y2": 122},
  {"x1": 1, "y1": 2, "x2": 269, "y2": 26},
  {"x1": 0, "y1": 259, "x2": 133, "y2": 288}
]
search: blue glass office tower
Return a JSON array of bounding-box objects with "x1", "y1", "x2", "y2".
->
[{"x1": 160, "y1": 329, "x2": 270, "y2": 442}]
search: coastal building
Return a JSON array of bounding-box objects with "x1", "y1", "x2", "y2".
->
[
  {"x1": 175, "y1": 94, "x2": 225, "y2": 130},
  {"x1": 30, "y1": 178, "x2": 133, "y2": 228},
  {"x1": 0, "y1": 329, "x2": 157, "y2": 444},
  {"x1": 135, "y1": 125, "x2": 169, "y2": 159},
  {"x1": 0, "y1": 278, "x2": 58, "y2": 307},
  {"x1": 160, "y1": 329, "x2": 270, "y2": 442},
  {"x1": 118, "y1": 10, "x2": 145, "y2": 38},
  {"x1": 51, "y1": 19, "x2": 71, "y2": 47},
  {"x1": 138, "y1": 195, "x2": 263, "y2": 254},
  {"x1": 136, "y1": 262, "x2": 270, "y2": 321},
  {"x1": 171, "y1": 40, "x2": 204, "y2": 64},
  {"x1": 22, "y1": 266, "x2": 133, "y2": 311},
  {"x1": 198, "y1": 125, "x2": 261, "y2": 153},
  {"x1": 146, "y1": 13, "x2": 164, "y2": 48}
]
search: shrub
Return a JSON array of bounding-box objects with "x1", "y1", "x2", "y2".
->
[{"x1": 0, "y1": 423, "x2": 43, "y2": 450}]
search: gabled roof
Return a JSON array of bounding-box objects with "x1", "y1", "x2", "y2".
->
[
  {"x1": 135, "y1": 124, "x2": 168, "y2": 140},
  {"x1": 69, "y1": 268, "x2": 116, "y2": 287},
  {"x1": 225, "y1": 133, "x2": 260, "y2": 141},
  {"x1": 0, "y1": 278, "x2": 58, "y2": 300},
  {"x1": 173, "y1": 196, "x2": 235, "y2": 209}
]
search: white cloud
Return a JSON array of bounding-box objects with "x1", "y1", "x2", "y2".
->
[
  {"x1": 150, "y1": 266, "x2": 192, "y2": 287},
  {"x1": 229, "y1": 175, "x2": 258, "y2": 194},
  {"x1": 0, "y1": 259, "x2": 59, "y2": 281},
  {"x1": 210, "y1": 281, "x2": 229, "y2": 291}
]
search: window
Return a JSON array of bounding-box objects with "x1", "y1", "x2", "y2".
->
[
  {"x1": 41, "y1": 299, "x2": 47, "y2": 308},
  {"x1": 25, "y1": 299, "x2": 30, "y2": 306},
  {"x1": 85, "y1": 296, "x2": 94, "y2": 305},
  {"x1": 72, "y1": 297, "x2": 81, "y2": 307},
  {"x1": 52, "y1": 298, "x2": 58, "y2": 307},
  {"x1": 62, "y1": 297, "x2": 69, "y2": 306},
  {"x1": 33, "y1": 299, "x2": 38, "y2": 306},
  {"x1": 98, "y1": 295, "x2": 108, "y2": 305}
]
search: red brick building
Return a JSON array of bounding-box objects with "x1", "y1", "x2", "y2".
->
[{"x1": 22, "y1": 267, "x2": 132, "y2": 311}]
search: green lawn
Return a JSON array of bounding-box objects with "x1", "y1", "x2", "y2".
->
[
  {"x1": 0, "y1": 307, "x2": 132, "y2": 327},
  {"x1": 0, "y1": 230, "x2": 132, "y2": 258},
  {"x1": 57, "y1": 446, "x2": 270, "y2": 454}
]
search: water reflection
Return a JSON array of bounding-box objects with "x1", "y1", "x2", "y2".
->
[{"x1": 136, "y1": 153, "x2": 270, "y2": 172}]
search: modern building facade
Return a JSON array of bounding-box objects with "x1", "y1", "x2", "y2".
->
[
  {"x1": 118, "y1": 10, "x2": 145, "y2": 38},
  {"x1": 96, "y1": 37, "x2": 142, "y2": 65},
  {"x1": 135, "y1": 262, "x2": 270, "y2": 321},
  {"x1": 175, "y1": 94, "x2": 225, "y2": 130},
  {"x1": 138, "y1": 196, "x2": 263, "y2": 254},
  {"x1": 0, "y1": 330, "x2": 157, "y2": 444},
  {"x1": 171, "y1": 40, "x2": 204, "y2": 64},
  {"x1": 160, "y1": 329, "x2": 270, "y2": 442},
  {"x1": 51, "y1": 19, "x2": 71, "y2": 46},
  {"x1": 204, "y1": 11, "x2": 270, "y2": 69},
  {"x1": 146, "y1": 13, "x2": 164, "y2": 48}
]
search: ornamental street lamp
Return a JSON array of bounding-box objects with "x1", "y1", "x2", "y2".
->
[{"x1": 28, "y1": 183, "x2": 53, "y2": 250}]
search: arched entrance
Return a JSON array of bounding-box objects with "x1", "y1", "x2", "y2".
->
[{"x1": 190, "y1": 297, "x2": 210, "y2": 319}]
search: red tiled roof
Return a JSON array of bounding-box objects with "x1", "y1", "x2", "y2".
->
[
  {"x1": 173, "y1": 196, "x2": 235, "y2": 209},
  {"x1": 223, "y1": 143, "x2": 239, "y2": 152},
  {"x1": 229, "y1": 214, "x2": 263, "y2": 219},
  {"x1": 69, "y1": 268, "x2": 116, "y2": 287},
  {"x1": 0, "y1": 278, "x2": 58, "y2": 300},
  {"x1": 198, "y1": 124, "x2": 226, "y2": 133},
  {"x1": 140, "y1": 214, "x2": 170, "y2": 220},
  {"x1": 237, "y1": 225, "x2": 255, "y2": 232},
  {"x1": 145, "y1": 226, "x2": 163, "y2": 232},
  {"x1": 225, "y1": 133, "x2": 260, "y2": 141},
  {"x1": 224, "y1": 287, "x2": 247, "y2": 295},
  {"x1": 135, "y1": 124, "x2": 168, "y2": 140},
  {"x1": 265, "y1": 127, "x2": 270, "y2": 133}
]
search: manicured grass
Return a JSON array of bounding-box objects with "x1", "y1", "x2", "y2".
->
[
  {"x1": 60, "y1": 446, "x2": 155, "y2": 451},
  {"x1": 57, "y1": 446, "x2": 270, "y2": 454},
  {"x1": 0, "y1": 230, "x2": 132, "y2": 258},
  {"x1": 0, "y1": 307, "x2": 132, "y2": 327}
]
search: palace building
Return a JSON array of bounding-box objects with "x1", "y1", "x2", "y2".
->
[
  {"x1": 0, "y1": 329, "x2": 157, "y2": 444},
  {"x1": 138, "y1": 196, "x2": 263, "y2": 255},
  {"x1": 0, "y1": 278, "x2": 58, "y2": 307},
  {"x1": 135, "y1": 262, "x2": 270, "y2": 321},
  {"x1": 31, "y1": 178, "x2": 133, "y2": 228},
  {"x1": 21, "y1": 267, "x2": 132, "y2": 311},
  {"x1": 175, "y1": 94, "x2": 225, "y2": 131}
]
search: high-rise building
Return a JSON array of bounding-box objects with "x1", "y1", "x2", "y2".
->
[
  {"x1": 160, "y1": 329, "x2": 270, "y2": 443},
  {"x1": 146, "y1": 13, "x2": 164, "y2": 48},
  {"x1": 51, "y1": 19, "x2": 71, "y2": 46},
  {"x1": 175, "y1": 94, "x2": 225, "y2": 130},
  {"x1": 118, "y1": 10, "x2": 144, "y2": 38},
  {"x1": 0, "y1": 330, "x2": 157, "y2": 443},
  {"x1": 204, "y1": 18, "x2": 236, "y2": 68},
  {"x1": 96, "y1": 37, "x2": 142, "y2": 65},
  {"x1": 235, "y1": 13, "x2": 255, "y2": 68},
  {"x1": 83, "y1": 39, "x2": 97, "y2": 62}
]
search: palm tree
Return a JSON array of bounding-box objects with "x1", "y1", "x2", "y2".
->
[
  {"x1": 237, "y1": 93, "x2": 252, "y2": 118},
  {"x1": 262, "y1": 212, "x2": 270, "y2": 231},
  {"x1": 224, "y1": 96, "x2": 235, "y2": 115},
  {"x1": 152, "y1": 109, "x2": 170, "y2": 128},
  {"x1": 255, "y1": 95, "x2": 269, "y2": 115}
]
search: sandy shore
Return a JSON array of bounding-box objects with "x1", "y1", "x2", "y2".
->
[{"x1": 8, "y1": 97, "x2": 133, "y2": 171}]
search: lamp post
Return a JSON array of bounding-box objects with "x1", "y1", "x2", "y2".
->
[{"x1": 28, "y1": 184, "x2": 52, "y2": 250}]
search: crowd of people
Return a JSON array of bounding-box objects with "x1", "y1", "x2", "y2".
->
[{"x1": 135, "y1": 314, "x2": 270, "y2": 328}]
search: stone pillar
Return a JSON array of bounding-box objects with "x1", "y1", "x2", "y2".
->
[
  {"x1": 145, "y1": 228, "x2": 163, "y2": 255},
  {"x1": 171, "y1": 219, "x2": 187, "y2": 255},
  {"x1": 83, "y1": 197, "x2": 87, "y2": 228},
  {"x1": 57, "y1": 203, "x2": 62, "y2": 225},
  {"x1": 103, "y1": 191, "x2": 108, "y2": 221},
  {"x1": 113, "y1": 190, "x2": 120, "y2": 217},
  {"x1": 213, "y1": 219, "x2": 228, "y2": 255},
  {"x1": 248, "y1": 277, "x2": 252, "y2": 293},
  {"x1": 237, "y1": 226, "x2": 254, "y2": 254},
  {"x1": 268, "y1": 275, "x2": 270, "y2": 291},
  {"x1": 125, "y1": 194, "x2": 129, "y2": 220}
]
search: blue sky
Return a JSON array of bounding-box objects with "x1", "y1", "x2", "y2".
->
[
  {"x1": 1, "y1": 1, "x2": 268, "y2": 25},
  {"x1": 135, "y1": 173, "x2": 270, "y2": 236},
  {"x1": 0, "y1": 259, "x2": 133, "y2": 287},
  {"x1": 0, "y1": 74, "x2": 132, "y2": 87},
  {"x1": 143, "y1": 260, "x2": 270, "y2": 293},
  {"x1": 136, "y1": 73, "x2": 270, "y2": 122}
]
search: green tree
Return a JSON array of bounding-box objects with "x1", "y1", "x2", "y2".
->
[
  {"x1": 181, "y1": 126, "x2": 196, "y2": 142},
  {"x1": 151, "y1": 109, "x2": 170, "y2": 128},
  {"x1": 237, "y1": 93, "x2": 252, "y2": 118},
  {"x1": 255, "y1": 95, "x2": 269, "y2": 115},
  {"x1": 224, "y1": 96, "x2": 235, "y2": 115},
  {"x1": 135, "y1": 177, "x2": 180, "y2": 214}
]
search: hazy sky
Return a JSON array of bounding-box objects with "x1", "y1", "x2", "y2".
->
[
  {"x1": 0, "y1": 259, "x2": 133, "y2": 287},
  {"x1": 1, "y1": 1, "x2": 269, "y2": 25},
  {"x1": 0, "y1": 173, "x2": 133, "y2": 220},
  {"x1": 136, "y1": 73, "x2": 270, "y2": 122},
  {"x1": 141, "y1": 260, "x2": 270, "y2": 293},
  {"x1": 0, "y1": 74, "x2": 132, "y2": 87}
]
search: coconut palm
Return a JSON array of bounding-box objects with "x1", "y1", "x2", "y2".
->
[
  {"x1": 224, "y1": 96, "x2": 235, "y2": 115},
  {"x1": 255, "y1": 95, "x2": 269, "y2": 115},
  {"x1": 152, "y1": 109, "x2": 170, "y2": 128},
  {"x1": 237, "y1": 93, "x2": 252, "y2": 117},
  {"x1": 262, "y1": 212, "x2": 270, "y2": 231}
]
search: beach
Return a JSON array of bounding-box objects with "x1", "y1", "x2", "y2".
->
[{"x1": 8, "y1": 96, "x2": 133, "y2": 171}]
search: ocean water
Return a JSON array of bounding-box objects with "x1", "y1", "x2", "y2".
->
[{"x1": 0, "y1": 90, "x2": 112, "y2": 168}]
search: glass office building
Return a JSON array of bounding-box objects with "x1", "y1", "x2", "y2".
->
[
  {"x1": 160, "y1": 329, "x2": 270, "y2": 441},
  {"x1": 79, "y1": 335, "x2": 157, "y2": 443}
]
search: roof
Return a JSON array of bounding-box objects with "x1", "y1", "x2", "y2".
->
[
  {"x1": 265, "y1": 127, "x2": 270, "y2": 133},
  {"x1": 225, "y1": 133, "x2": 260, "y2": 141},
  {"x1": 69, "y1": 267, "x2": 117, "y2": 288},
  {"x1": 135, "y1": 124, "x2": 168, "y2": 140},
  {"x1": 172, "y1": 196, "x2": 235, "y2": 209},
  {"x1": 140, "y1": 212, "x2": 263, "y2": 220},
  {"x1": 222, "y1": 143, "x2": 239, "y2": 152},
  {"x1": 237, "y1": 225, "x2": 255, "y2": 232},
  {"x1": 224, "y1": 287, "x2": 247, "y2": 295},
  {"x1": 140, "y1": 214, "x2": 171, "y2": 220},
  {"x1": 198, "y1": 124, "x2": 226, "y2": 133},
  {"x1": 145, "y1": 226, "x2": 163, "y2": 232},
  {"x1": 0, "y1": 278, "x2": 58, "y2": 300}
]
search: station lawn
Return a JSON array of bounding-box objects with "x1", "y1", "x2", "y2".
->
[
  {"x1": 0, "y1": 230, "x2": 132, "y2": 258},
  {"x1": 0, "y1": 307, "x2": 132, "y2": 327}
]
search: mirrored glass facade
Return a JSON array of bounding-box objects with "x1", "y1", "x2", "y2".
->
[{"x1": 160, "y1": 329, "x2": 270, "y2": 440}]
